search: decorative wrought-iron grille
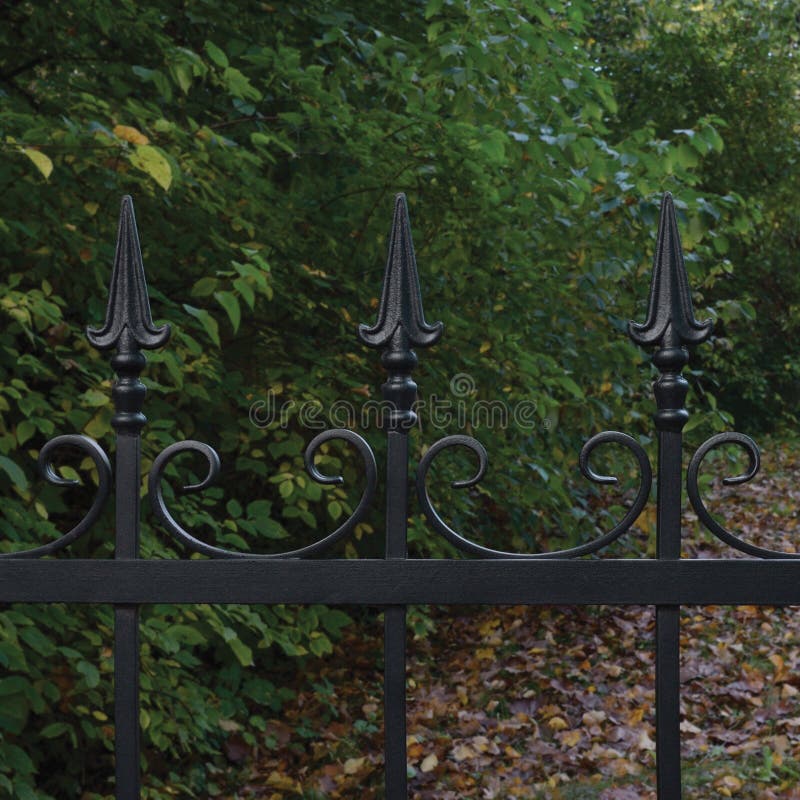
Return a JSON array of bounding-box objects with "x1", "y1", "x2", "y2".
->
[{"x1": 0, "y1": 191, "x2": 794, "y2": 800}]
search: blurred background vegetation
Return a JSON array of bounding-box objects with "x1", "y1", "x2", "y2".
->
[{"x1": 0, "y1": 0, "x2": 797, "y2": 796}]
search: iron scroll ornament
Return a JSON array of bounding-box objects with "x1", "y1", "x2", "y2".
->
[
  {"x1": 687, "y1": 432, "x2": 799, "y2": 559},
  {"x1": 148, "y1": 430, "x2": 377, "y2": 559},
  {"x1": 416, "y1": 432, "x2": 653, "y2": 558},
  {"x1": 0, "y1": 434, "x2": 112, "y2": 559}
]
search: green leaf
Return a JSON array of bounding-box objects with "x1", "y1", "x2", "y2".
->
[
  {"x1": 205, "y1": 40, "x2": 229, "y2": 68},
  {"x1": 558, "y1": 376, "x2": 584, "y2": 400},
  {"x1": 183, "y1": 304, "x2": 221, "y2": 346},
  {"x1": 215, "y1": 291, "x2": 241, "y2": 333},
  {"x1": 223, "y1": 67, "x2": 262, "y2": 102},
  {"x1": 41, "y1": 722, "x2": 72, "y2": 739},
  {"x1": 191, "y1": 277, "x2": 219, "y2": 297},
  {"x1": 171, "y1": 62, "x2": 193, "y2": 93},
  {"x1": 675, "y1": 143, "x2": 699, "y2": 168},
  {"x1": 129, "y1": 145, "x2": 172, "y2": 191},
  {"x1": 0, "y1": 456, "x2": 27, "y2": 491},
  {"x1": 234, "y1": 277, "x2": 255, "y2": 309},
  {"x1": 308, "y1": 634, "x2": 333, "y2": 656},
  {"x1": 229, "y1": 638, "x2": 254, "y2": 667},
  {"x1": 15, "y1": 419, "x2": 35, "y2": 446},
  {"x1": 77, "y1": 661, "x2": 100, "y2": 689},
  {"x1": 82, "y1": 389, "x2": 110, "y2": 407},
  {"x1": 84, "y1": 412, "x2": 110, "y2": 439}
]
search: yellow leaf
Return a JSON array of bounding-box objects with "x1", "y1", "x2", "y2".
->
[
  {"x1": 343, "y1": 757, "x2": 365, "y2": 775},
  {"x1": 420, "y1": 753, "x2": 438, "y2": 773},
  {"x1": 548, "y1": 716, "x2": 569, "y2": 731},
  {"x1": 129, "y1": 145, "x2": 172, "y2": 190},
  {"x1": 560, "y1": 729, "x2": 581, "y2": 747},
  {"x1": 624, "y1": 708, "x2": 644, "y2": 725},
  {"x1": 23, "y1": 148, "x2": 53, "y2": 179},
  {"x1": 480, "y1": 340, "x2": 491, "y2": 353},
  {"x1": 84, "y1": 201, "x2": 100, "y2": 216},
  {"x1": 266, "y1": 771, "x2": 300, "y2": 792},
  {"x1": 475, "y1": 647, "x2": 495, "y2": 660},
  {"x1": 114, "y1": 124, "x2": 150, "y2": 145}
]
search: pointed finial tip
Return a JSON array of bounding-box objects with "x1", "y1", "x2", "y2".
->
[
  {"x1": 628, "y1": 191, "x2": 712, "y2": 349},
  {"x1": 392, "y1": 193, "x2": 408, "y2": 217},
  {"x1": 358, "y1": 192, "x2": 443, "y2": 349},
  {"x1": 86, "y1": 196, "x2": 170, "y2": 352}
]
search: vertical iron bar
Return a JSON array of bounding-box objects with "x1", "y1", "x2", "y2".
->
[
  {"x1": 358, "y1": 194, "x2": 443, "y2": 799},
  {"x1": 87, "y1": 197, "x2": 170, "y2": 800},
  {"x1": 380, "y1": 337, "x2": 416, "y2": 800},
  {"x1": 628, "y1": 193, "x2": 712, "y2": 800},
  {"x1": 114, "y1": 425, "x2": 142, "y2": 800},
  {"x1": 384, "y1": 430, "x2": 409, "y2": 800},
  {"x1": 655, "y1": 430, "x2": 683, "y2": 800}
]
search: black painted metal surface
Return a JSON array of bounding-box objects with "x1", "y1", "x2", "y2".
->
[{"x1": 0, "y1": 190, "x2": 788, "y2": 799}]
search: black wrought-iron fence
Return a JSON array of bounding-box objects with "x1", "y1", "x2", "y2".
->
[{"x1": 0, "y1": 191, "x2": 794, "y2": 800}]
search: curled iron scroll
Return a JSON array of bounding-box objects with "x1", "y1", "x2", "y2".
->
[
  {"x1": 687, "y1": 431, "x2": 799, "y2": 559},
  {"x1": 148, "y1": 429, "x2": 377, "y2": 558},
  {"x1": 0, "y1": 434, "x2": 112, "y2": 559},
  {"x1": 416, "y1": 431, "x2": 652, "y2": 558}
]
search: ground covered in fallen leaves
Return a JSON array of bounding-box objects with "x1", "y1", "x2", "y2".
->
[{"x1": 217, "y1": 440, "x2": 800, "y2": 799}]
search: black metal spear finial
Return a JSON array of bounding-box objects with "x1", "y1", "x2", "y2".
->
[
  {"x1": 86, "y1": 196, "x2": 170, "y2": 434},
  {"x1": 358, "y1": 193, "x2": 443, "y2": 427},
  {"x1": 358, "y1": 193, "x2": 443, "y2": 350},
  {"x1": 87, "y1": 196, "x2": 171, "y2": 354},
  {"x1": 628, "y1": 192, "x2": 712, "y2": 351},
  {"x1": 629, "y1": 192, "x2": 712, "y2": 432}
]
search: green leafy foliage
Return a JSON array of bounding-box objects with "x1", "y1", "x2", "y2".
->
[
  {"x1": 0, "y1": 0, "x2": 793, "y2": 795},
  {"x1": 588, "y1": 0, "x2": 800, "y2": 427}
]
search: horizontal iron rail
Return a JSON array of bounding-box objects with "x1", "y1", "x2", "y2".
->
[{"x1": 1, "y1": 559, "x2": 800, "y2": 605}]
